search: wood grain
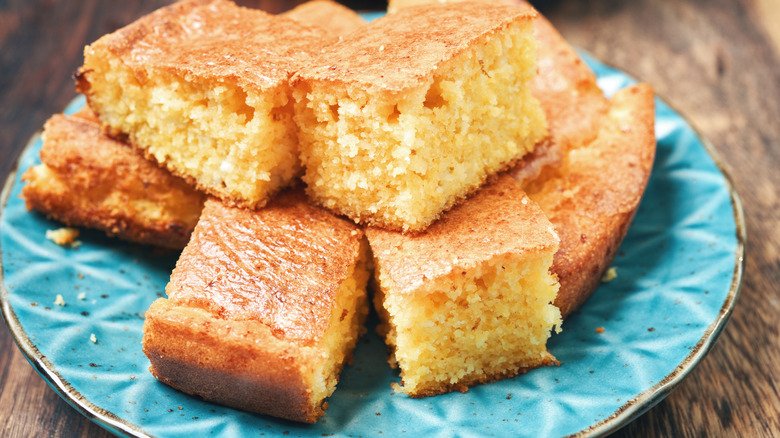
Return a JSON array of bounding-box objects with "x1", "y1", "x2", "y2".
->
[{"x1": 1, "y1": 0, "x2": 778, "y2": 437}]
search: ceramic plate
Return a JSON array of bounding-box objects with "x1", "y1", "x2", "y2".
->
[{"x1": 0, "y1": 49, "x2": 744, "y2": 437}]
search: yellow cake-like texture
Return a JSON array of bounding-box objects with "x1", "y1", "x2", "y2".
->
[
  {"x1": 387, "y1": 0, "x2": 609, "y2": 185},
  {"x1": 367, "y1": 175, "x2": 561, "y2": 396},
  {"x1": 76, "y1": 0, "x2": 327, "y2": 209},
  {"x1": 21, "y1": 109, "x2": 205, "y2": 249},
  {"x1": 142, "y1": 192, "x2": 370, "y2": 423},
  {"x1": 293, "y1": 2, "x2": 547, "y2": 232},
  {"x1": 282, "y1": 0, "x2": 366, "y2": 36}
]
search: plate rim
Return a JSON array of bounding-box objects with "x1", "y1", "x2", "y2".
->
[{"x1": 0, "y1": 62, "x2": 746, "y2": 438}]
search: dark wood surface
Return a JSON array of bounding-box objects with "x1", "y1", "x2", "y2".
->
[{"x1": 1, "y1": 0, "x2": 778, "y2": 436}]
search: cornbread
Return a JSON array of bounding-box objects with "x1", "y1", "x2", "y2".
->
[
  {"x1": 525, "y1": 84, "x2": 656, "y2": 317},
  {"x1": 22, "y1": 109, "x2": 205, "y2": 249},
  {"x1": 293, "y1": 2, "x2": 548, "y2": 231},
  {"x1": 282, "y1": 0, "x2": 366, "y2": 36},
  {"x1": 388, "y1": 0, "x2": 609, "y2": 183},
  {"x1": 142, "y1": 191, "x2": 370, "y2": 423},
  {"x1": 367, "y1": 175, "x2": 561, "y2": 396},
  {"x1": 76, "y1": 0, "x2": 327, "y2": 209}
]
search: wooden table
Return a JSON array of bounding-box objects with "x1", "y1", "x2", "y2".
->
[{"x1": 1, "y1": 0, "x2": 778, "y2": 436}]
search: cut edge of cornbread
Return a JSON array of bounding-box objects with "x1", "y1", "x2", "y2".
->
[
  {"x1": 142, "y1": 237, "x2": 371, "y2": 423},
  {"x1": 78, "y1": 54, "x2": 297, "y2": 210},
  {"x1": 374, "y1": 250, "x2": 561, "y2": 397},
  {"x1": 294, "y1": 5, "x2": 547, "y2": 232}
]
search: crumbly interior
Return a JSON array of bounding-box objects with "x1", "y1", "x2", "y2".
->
[
  {"x1": 25, "y1": 164, "x2": 203, "y2": 230},
  {"x1": 308, "y1": 239, "x2": 371, "y2": 408},
  {"x1": 375, "y1": 253, "x2": 561, "y2": 396},
  {"x1": 83, "y1": 53, "x2": 299, "y2": 208},
  {"x1": 295, "y1": 21, "x2": 547, "y2": 231}
]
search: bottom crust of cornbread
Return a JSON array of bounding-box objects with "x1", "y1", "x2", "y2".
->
[
  {"x1": 21, "y1": 109, "x2": 205, "y2": 249},
  {"x1": 368, "y1": 175, "x2": 561, "y2": 397},
  {"x1": 524, "y1": 84, "x2": 656, "y2": 317},
  {"x1": 143, "y1": 193, "x2": 370, "y2": 423}
]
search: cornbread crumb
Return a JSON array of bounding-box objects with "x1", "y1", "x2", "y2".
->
[
  {"x1": 294, "y1": 2, "x2": 547, "y2": 231},
  {"x1": 78, "y1": 292, "x2": 86, "y2": 300},
  {"x1": 595, "y1": 326, "x2": 605, "y2": 334},
  {"x1": 90, "y1": 333, "x2": 98, "y2": 343},
  {"x1": 46, "y1": 228, "x2": 79, "y2": 246},
  {"x1": 54, "y1": 294, "x2": 66, "y2": 307},
  {"x1": 601, "y1": 267, "x2": 618, "y2": 283},
  {"x1": 368, "y1": 176, "x2": 561, "y2": 396}
]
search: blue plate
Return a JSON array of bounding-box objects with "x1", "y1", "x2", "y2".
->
[{"x1": 0, "y1": 53, "x2": 744, "y2": 437}]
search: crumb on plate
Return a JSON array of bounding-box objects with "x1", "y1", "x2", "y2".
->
[
  {"x1": 601, "y1": 266, "x2": 618, "y2": 282},
  {"x1": 45, "y1": 227, "x2": 80, "y2": 246}
]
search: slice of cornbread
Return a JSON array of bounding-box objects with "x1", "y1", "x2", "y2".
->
[
  {"x1": 526, "y1": 84, "x2": 656, "y2": 317},
  {"x1": 76, "y1": 0, "x2": 327, "y2": 209},
  {"x1": 142, "y1": 191, "x2": 370, "y2": 423},
  {"x1": 293, "y1": 2, "x2": 548, "y2": 232},
  {"x1": 21, "y1": 108, "x2": 205, "y2": 249},
  {"x1": 367, "y1": 175, "x2": 561, "y2": 396},
  {"x1": 387, "y1": 0, "x2": 609, "y2": 184},
  {"x1": 282, "y1": 0, "x2": 366, "y2": 36}
]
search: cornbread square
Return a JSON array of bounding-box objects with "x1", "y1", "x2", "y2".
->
[
  {"x1": 367, "y1": 175, "x2": 561, "y2": 396},
  {"x1": 76, "y1": 0, "x2": 326, "y2": 209},
  {"x1": 142, "y1": 191, "x2": 370, "y2": 423},
  {"x1": 21, "y1": 108, "x2": 205, "y2": 249},
  {"x1": 293, "y1": 2, "x2": 548, "y2": 232},
  {"x1": 282, "y1": 0, "x2": 366, "y2": 36}
]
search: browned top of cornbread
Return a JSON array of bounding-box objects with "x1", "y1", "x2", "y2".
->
[
  {"x1": 282, "y1": 0, "x2": 366, "y2": 36},
  {"x1": 294, "y1": 1, "x2": 537, "y2": 94},
  {"x1": 166, "y1": 191, "x2": 363, "y2": 345},
  {"x1": 530, "y1": 84, "x2": 655, "y2": 317},
  {"x1": 367, "y1": 175, "x2": 558, "y2": 294},
  {"x1": 83, "y1": 0, "x2": 325, "y2": 92}
]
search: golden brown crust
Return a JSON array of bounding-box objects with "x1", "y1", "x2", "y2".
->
[
  {"x1": 366, "y1": 175, "x2": 558, "y2": 294},
  {"x1": 293, "y1": 1, "x2": 537, "y2": 95},
  {"x1": 143, "y1": 301, "x2": 324, "y2": 423},
  {"x1": 527, "y1": 84, "x2": 656, "y2": 317},
  {"x1": 167, "y1": 191, "x2": 364, "y2": 345},
  {"x1": 282, "y1": 0, "x2": 366, "y2": 36},
  {"x1": 77, "y1": 0, "x2": 325, "y2": 95},
  {"x1": 21, "y1": 112, "x2": 205, "y2": 249},
  {"x1": 523, "y1": 0, "x2": 608, "y2": 154}
]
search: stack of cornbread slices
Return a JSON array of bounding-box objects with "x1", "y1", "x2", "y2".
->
[{"x1": 20, "y1": 0, "x2": 655, "y2": 424}]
